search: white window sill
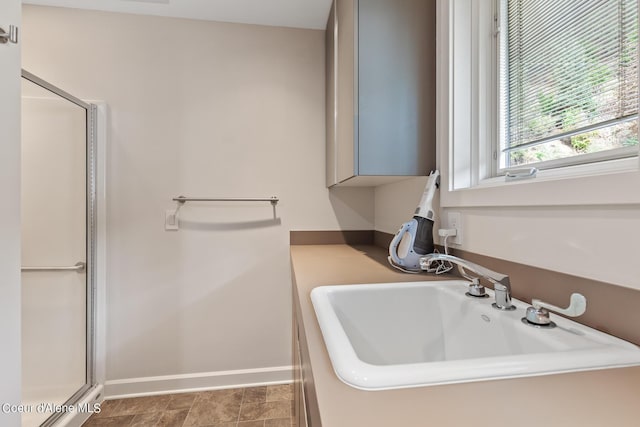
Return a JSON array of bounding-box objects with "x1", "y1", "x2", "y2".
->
[{"x1": 441, "y1": 156, "x2": 640, "y2": 207}]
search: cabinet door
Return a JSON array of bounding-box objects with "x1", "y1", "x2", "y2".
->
[
  {"x1": 326, "y1": 1, "x2": 338, "y2": 187},
  {"x1": 357, "y1": 0, "x2": 435, "y2": 176},
  {"x1": 293, "y1": 321, "x2": 309, "y2": 427},
  {"x1": 335, "y1": 0, "x2": 357, "y2": 183}
]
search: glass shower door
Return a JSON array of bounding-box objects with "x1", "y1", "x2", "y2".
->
[{"x1": 20, "y1": 73, "x2": 94, "y2": 427}]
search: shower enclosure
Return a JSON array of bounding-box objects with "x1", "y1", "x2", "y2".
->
[{"x1": 20, "y1": 70, "x2": 98, "y2": 427}]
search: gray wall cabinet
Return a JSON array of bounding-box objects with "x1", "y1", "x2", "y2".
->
[{"x1": 326, "y1": 0, "x2": 436, "y2": 187}]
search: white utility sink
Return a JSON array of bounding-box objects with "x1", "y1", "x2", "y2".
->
[{"x1": 311, "y1": 280, "x2": 640, "y2": 390}]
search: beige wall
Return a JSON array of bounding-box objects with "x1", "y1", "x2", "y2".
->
[
  {"x1": 375, "y1": 178, "x2": 640, "y2": 291},
  {"x1": 23, "y1": 5, "x2": 374, "y2": 393}
]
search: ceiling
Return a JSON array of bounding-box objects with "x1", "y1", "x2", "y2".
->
[{"x1": 22, "y1": 0, "x2": 333, "y2": 30}]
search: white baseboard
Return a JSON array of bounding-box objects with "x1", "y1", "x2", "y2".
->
[{"x1": 104, "y1": 366, "x2": 293, "y2": 399}]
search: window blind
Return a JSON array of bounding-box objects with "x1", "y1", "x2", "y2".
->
[{"x1": 505, "y1": 0, "x2": 638, "y2": 152}]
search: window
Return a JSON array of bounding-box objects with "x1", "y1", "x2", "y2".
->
[
  {"x1": 439, "y1": 0, "x2": 640, "y2": 207},
  {"x1": 498, "y1": 0, "x2": 639, "y2": 172}
]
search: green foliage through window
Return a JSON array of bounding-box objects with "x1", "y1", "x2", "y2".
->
[{"x1": 504, "y1": 0, "x2": 639, "y2": 167}]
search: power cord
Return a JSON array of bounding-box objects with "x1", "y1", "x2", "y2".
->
[{"x1": 423, "y1": 228, "x2": 457, "y2": 275}]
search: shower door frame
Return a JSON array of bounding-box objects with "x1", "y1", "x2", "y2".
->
[{"x1": 21, "y1": 69, "x2": 98, "y2": 426}]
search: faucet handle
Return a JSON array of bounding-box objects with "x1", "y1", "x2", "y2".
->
[
  {"x1": 532, "y1": 293, "x2": 587, "y2": 317},
  {"x1": 465, "y1": 278, "x2": 488, "y2": 298},
  {"x1": 525, "y1": 293, "x2": 587, "y2": 327}
]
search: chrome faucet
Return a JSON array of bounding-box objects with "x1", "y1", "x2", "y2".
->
[{"x1": 419, "y1": 254, "x2": 515, "y2": 311}]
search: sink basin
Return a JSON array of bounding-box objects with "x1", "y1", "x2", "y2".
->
[{"x1": 310, "y1": 280, "x2": 640, "y2": 390}]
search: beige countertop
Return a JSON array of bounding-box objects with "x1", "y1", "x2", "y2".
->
[{"x1": 291, "y1": 244, "x2": 640, "y2": 427}]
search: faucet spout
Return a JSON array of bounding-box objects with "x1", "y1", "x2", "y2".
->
[{"x1": 419, "y1": 254, "x2": 515, "y2": 311}]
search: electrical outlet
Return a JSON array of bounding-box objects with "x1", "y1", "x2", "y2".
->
[
  {"x1": 165, "y1": 210, "x2": 179, "y2": 231},
  {"x1": 447, "y1": 212, "x2": 462, "y2": 244}
]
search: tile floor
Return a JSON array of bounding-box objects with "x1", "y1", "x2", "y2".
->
[{"x1": 83, "y1": 384, "x2": 294, "y2": 427}]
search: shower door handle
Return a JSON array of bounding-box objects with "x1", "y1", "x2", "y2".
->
[{"x1": 21, "y1": 261, "x2": 86, "y2": 272}]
